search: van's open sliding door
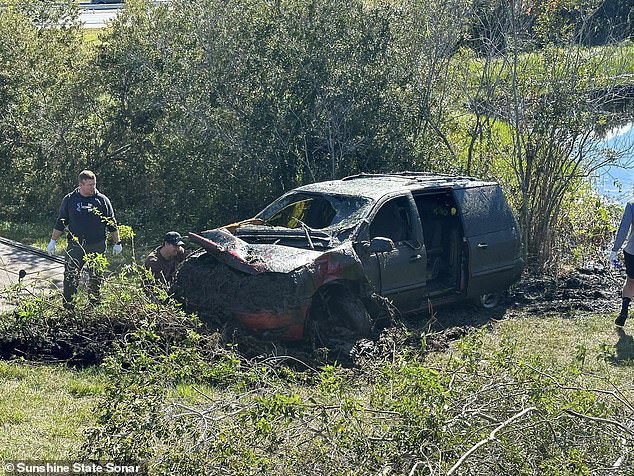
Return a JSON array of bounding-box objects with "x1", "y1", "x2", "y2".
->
[{"x1": 453, "y1": 185, "x2": 523, "y2": 297}]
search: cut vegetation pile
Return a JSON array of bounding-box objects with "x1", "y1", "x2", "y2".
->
[
  {"x1": 0, "y1": 271, "x2": 210, "y2": 365},
  {"x1": 0, "y1": 268, "x2": 633, "y2": 475}
]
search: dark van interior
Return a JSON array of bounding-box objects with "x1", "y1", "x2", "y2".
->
[
  {"x1": 414, "y1": 192, "x2": 464, "y2": 297},
  {"x1": 368, "y1": 197, "x2": 413, "y2": 244}
]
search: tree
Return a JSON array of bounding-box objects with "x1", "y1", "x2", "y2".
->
[
  {"x1": 457, "y1": 0, "x2": 634, "y2": 265},
  {"x1": 387, "y1": 0, "x2": 477, "y2": 172},
  {"x1": 93, "y1": 0, "x2": 411, "y2": 230},
  {"x1": 0, "y1": 0, "x2": 94, "y2": 219}
]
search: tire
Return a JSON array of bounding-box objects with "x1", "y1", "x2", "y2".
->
[
  {"x1": 307, "y1": 285, "x2": 371, "y2": 346},
  {"x1": 478, "y1": 292, "x2": 500, "y2": 309}
]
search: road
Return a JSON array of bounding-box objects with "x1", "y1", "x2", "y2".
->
[
  {"x1": 80, "y1": 3, "x2": 123, "y2": 28},
  {"x1": 0, "y1": 238, "x2": 64, "y2": 312}
]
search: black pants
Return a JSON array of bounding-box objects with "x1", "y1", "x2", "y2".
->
[{"x1": 63, "y1": 240, "x2": 106, "y2": 303}]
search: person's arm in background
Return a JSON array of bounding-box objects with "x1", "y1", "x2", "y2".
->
[
  {"x1": 613, "y1": 202, "x2": 633, "y2": 253},
  {"x1": 47, "y1": 195, "x2": 69, "y2": 255}
]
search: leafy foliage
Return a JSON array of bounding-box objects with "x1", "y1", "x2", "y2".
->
[
  {"x1": 1, "y1": 0, "x2": 633, "y2": 260},
  {"x1": 78, "y1": 323, "x2": 633, "y2": 475},
  {"x1": 0, "y1": 0, "x2": 95, "y2": 219}
]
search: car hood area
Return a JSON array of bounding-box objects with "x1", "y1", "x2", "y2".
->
[{"x1": 189, "y1": 228, "x2": 366, "y2": 285}]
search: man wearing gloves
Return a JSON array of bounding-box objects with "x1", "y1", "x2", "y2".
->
[
  {"x1": 47, "y1": 170, "x2": 121, "y2": 308},
  {"x1": 610, "y1": 199, "x2": 634, "y2": 327}
]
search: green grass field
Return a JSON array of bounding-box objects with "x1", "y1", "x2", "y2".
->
[
  {"x1": 0, "y1": 362, "x2": 105, "y2": 461},
  {"x1": 1, "y1": 308, "x2": 632, "y2": 464}
]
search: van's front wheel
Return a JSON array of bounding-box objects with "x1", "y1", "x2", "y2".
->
[{"x1": 306, "y1": 286, "x2": 371, "y2": 347}]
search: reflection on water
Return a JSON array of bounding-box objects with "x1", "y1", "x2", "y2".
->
[{"x1": 595, "y1": 123, "x2": 634, "y2": 204}]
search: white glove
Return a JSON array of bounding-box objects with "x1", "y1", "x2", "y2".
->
[
  {"x1": 112, "y1": 243, "x2": 123, "y2": 255},
  {"x1": 609, "y1": 251, "x2": 619, "y2": 267},
  {"x1": 46, "y1": 239, "x2": 57, "y2": 255}
]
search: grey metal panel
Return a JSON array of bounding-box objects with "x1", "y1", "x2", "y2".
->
[
  {"x1": 453, "y1": 185, "x2": 517, "y2": 237},
  {"x1": 294, "y1": 174, "x2": 496, "y2": 202}
]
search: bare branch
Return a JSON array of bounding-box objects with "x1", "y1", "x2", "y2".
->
[
  {"x1": 563, "y1": 409, "x2": 634, "y2": 436},
  {"x1": 446, "y1": 407, "x2": 538, "y2": 475}
]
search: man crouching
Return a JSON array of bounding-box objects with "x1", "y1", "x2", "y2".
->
[{"x1": 144, "y1": 231, "x2": 187, "y2": 285}]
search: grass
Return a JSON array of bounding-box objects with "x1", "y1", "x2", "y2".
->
[
  {"x1": 0, "y1": 361, "x2": 105, "y2": 460},
  {"x1": 482, "y1": 312, "x2": 634, "y2": 400},
  {"x1": 83, "y1": 28, "x2": 102, "y2": 44},
  {"x1": 0, "y1": 306, "x2": 632, "y2": 466},
  {"x1": 497, "y1": 310, "x2": 631, "y2": 374},
  {"x1": 0, "y1": 220, "x2": 53, "y2": 250},
  {"x1": 0, "y1": 220, "x2": 166, "y2": 259},
  {"x1": 0, "y1": 221, "x2": 157, "y2": 271}
]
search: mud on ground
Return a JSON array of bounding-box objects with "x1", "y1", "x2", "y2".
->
[
  {"x1": 292, "y1": 265, "x2": 626, "y2": 367},
  {"x1": 1, "y1": 265, "x2": 622, "y2": 368},
  {"x1": 387, "y1": 264, "x2": 626, "y2": 359}
]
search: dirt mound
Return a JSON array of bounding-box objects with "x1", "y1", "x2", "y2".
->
[{"x1": 509, "y1": 265, "x2": 623, "y2": 315}]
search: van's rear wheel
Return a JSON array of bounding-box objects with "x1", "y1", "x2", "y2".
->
[
  {"x1": 479, "y1": 292, "x2": 500, "y2": 309},
  {"x1": 307, "y1": 286, "x2": 371, "y2": 347}
]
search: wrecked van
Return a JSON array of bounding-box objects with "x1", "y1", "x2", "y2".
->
[{"x1": 172, "y1": 173, "x2": 524, "y2": 342}]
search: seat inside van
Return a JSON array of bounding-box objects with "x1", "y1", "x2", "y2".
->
[{"x1": 414, "y1": 192, "x2": 463, "y2": 294}]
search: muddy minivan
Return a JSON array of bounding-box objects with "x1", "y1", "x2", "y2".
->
[{"x1": 173, "y1": 173, "x2": 524, "y2": 341}]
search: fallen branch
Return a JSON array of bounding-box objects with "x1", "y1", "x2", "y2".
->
[
  {"x1": 564, "y1": 409, "x2": 634, "y2": 436},
  {"x1": 446, "y1": 406, "x2": 538, "y2": 475}
]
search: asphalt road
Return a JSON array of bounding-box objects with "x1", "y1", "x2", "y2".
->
[
  {"x1": 0, "y1": 239, "x2": 64, "y2": 312},
  {"x1": 80, "y1": 3, "x2": 122, "y2": 28}
]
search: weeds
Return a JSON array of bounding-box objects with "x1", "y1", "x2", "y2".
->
[
  {"x1": 1, "y1": 262, "x2": 633, "y2": 474},
  {"x1": 78, "y1": 321, "x2": 634, "y2": 475}
]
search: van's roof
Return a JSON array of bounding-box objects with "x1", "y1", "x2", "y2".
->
[{"x1": 294, "y1": 173, "x2": 496, "y2": 200}]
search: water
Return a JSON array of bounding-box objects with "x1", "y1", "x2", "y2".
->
[{"x1": 594, "y1": 123, "x2": 634, "y2": 204}]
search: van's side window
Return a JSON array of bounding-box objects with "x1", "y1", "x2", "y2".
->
[{"x1": 369, "y1": 197, "x2": 412, "y2": 243}]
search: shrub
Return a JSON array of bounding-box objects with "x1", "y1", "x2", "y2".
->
[{"x1": 80, "y1": 325, "x2": 633, "y2": 475}]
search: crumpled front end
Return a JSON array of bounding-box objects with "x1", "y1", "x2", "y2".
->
[{"x1": 173, "y1": 229, "x2": 369, "y2": 341}]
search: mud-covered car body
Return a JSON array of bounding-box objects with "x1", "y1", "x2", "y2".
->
[{"x1": 173, "y1": 173, "x2": 524, "y2": 341}]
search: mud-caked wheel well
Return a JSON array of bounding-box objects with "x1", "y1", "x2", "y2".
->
[{"x1": 306, "y1": 283, "x2": 371, "y2": 345}]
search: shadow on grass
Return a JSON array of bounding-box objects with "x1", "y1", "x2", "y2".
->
[{"x1": 607, "y1": 327, "x2": 634, "y2": 366}]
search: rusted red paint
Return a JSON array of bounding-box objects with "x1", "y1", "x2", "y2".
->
[
  {"x1": 230, "y1": 302, "x2": 309, "y2": 341},
  {"x1": 314, "y1": 254, "x2": 346, "y2": 286},
  {"x1": 189, "y1": 231, "x2": 266, "y2": 275}
]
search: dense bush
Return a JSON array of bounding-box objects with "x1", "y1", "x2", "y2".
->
[
  {"x1": 79, "y1": 323, "x2": 633, "y2": 475},
  {"x1": 2, "y1": 0, "x2": 633, "y2": 266}
]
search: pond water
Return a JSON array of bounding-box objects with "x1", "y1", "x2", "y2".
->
[{"x1": 594, "y1": 122, "x2": 634, "y2": 204}]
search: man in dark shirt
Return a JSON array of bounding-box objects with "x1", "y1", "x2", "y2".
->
[
  {"x1": 144, "y1": 231, "x2": 187, "y2": 285},
  {"x1": 47, "y1": 170, "x2": 121, "y2": 307}
]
